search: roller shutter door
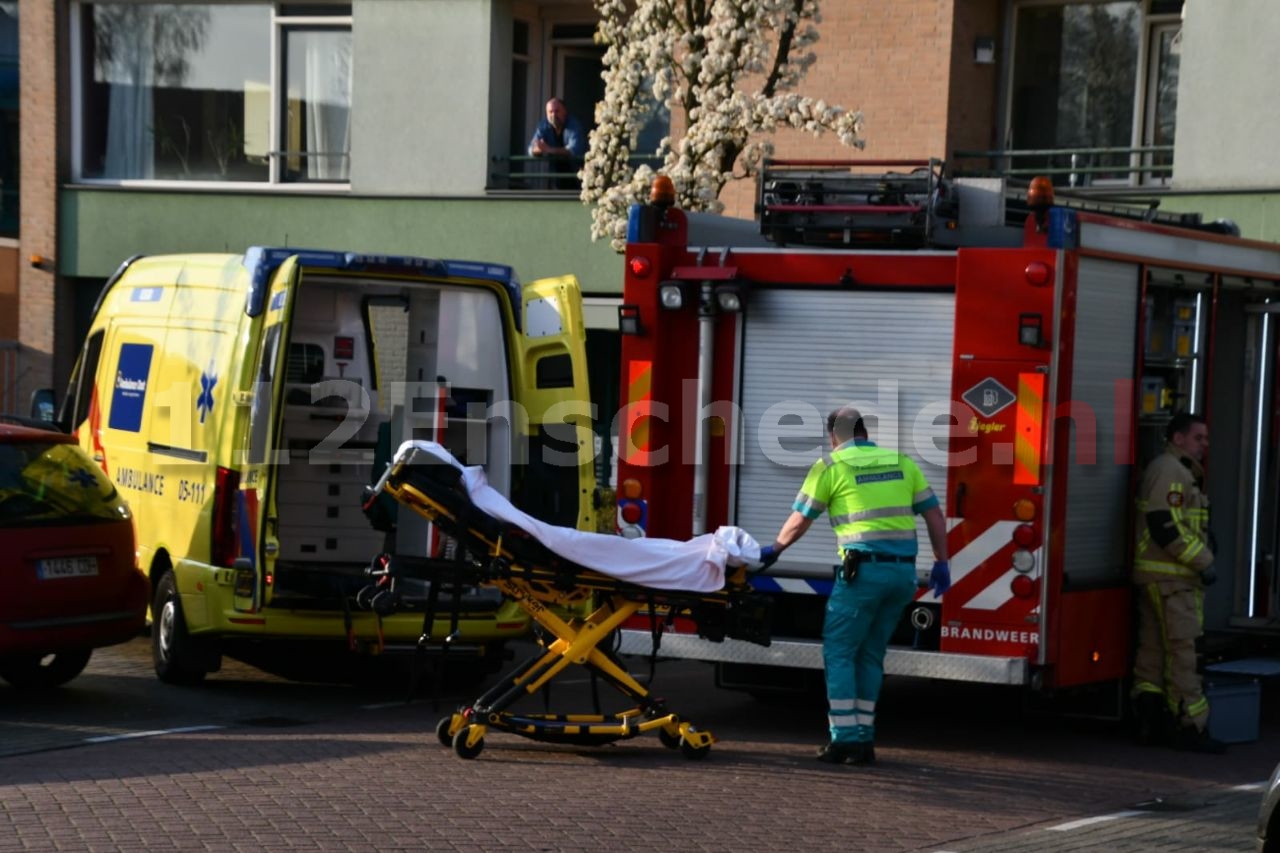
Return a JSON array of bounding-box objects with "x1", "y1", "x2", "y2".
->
[
  {"x1": 734, "y1": 288, "x2": 956, "y2": 576},
  {"x1": 1060, "y1": 257, "x2": 1138, "y2": 588}
]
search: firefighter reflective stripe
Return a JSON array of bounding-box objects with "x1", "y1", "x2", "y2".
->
[
  {"x1": 1014, "y1": 372, "x2": 1045, "y2": 485},
  {"x1": 621, "y1": 360, "x2": 653, "y2": 466},
  {"x1": 1134, "y1": 558, "x2": 1200, "y2": 579},
  {"x1": 1134, "y1": 449, "x2": 1213, "y2": 579}
]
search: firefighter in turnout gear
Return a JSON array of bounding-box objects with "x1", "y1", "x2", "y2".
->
[
  {"x1": 757, "y1": 406, "x2": 949, "y2": 766},
  {"x1": 1131, "y1": 412, "x2": 1226, "y2": 754}
]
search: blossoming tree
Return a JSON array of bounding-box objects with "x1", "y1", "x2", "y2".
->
[{"x1": 581, "y1": 0, "x2": 865, "y2": 248}]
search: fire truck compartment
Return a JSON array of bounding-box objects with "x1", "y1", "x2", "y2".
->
[{"x1": 732, "y1": 286, "x2": 956, "y2": 581}]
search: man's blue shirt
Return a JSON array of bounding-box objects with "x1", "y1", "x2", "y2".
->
[{"x1": 528, "y1": 115, "x2": 587, "y2": 157}]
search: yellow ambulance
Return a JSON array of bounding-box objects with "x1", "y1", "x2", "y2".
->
[{"x1": 57, "y1": 248, "x2": 597, "y2": 684}]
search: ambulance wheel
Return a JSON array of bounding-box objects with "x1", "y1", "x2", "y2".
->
[
  {"x1": 452, "y1": 727, "x2": 484, "y2": 760},
  {"x1": 435, "y1": 716, "x2": 456, "y2": 748},
  {"x1": 658, "y1": 727, "x2": 681, "y2": 750},
  {"x1": 679, "y1": 737, "x2": 711, "y2": 760},
  {"x1": 152, "y1": 570, "x2": 208, "y2": 686}
]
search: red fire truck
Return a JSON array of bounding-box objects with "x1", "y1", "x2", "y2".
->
[{"x1": 613, "y1": 160, "x2": 1280, "y2": 698}]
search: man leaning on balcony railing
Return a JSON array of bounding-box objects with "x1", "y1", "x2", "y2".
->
[{"x1": 528, "y1": 97, "x2": 586, "y2": 190}]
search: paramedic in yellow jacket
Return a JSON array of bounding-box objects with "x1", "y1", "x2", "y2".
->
[
  {"x1": 758, "y1": 406, "x2": 949, "y2": 767},
  {"x1": 1131, "y1": 411, "x2": 1225, "y2": 754}
]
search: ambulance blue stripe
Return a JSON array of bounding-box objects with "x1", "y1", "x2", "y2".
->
[{"x1": 749, "y1": 576, "x2": 834, "y2": 595}]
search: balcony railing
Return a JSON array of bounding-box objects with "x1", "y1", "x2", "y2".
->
[
  {"x1": 488, "y1": 154, "x2": 664, "y2": 193},
  {"x1": 951, "y1": 146, "x2": 1174, "y2": 188}
]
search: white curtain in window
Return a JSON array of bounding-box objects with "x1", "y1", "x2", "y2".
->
[
  {"x1": 101, "y1": 9, "x2": 155, "y2": 179},
  {"x1": 301, "y1": 30, "x2": 351, "y2": 181}
]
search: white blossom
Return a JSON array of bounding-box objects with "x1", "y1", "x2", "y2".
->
[{"x1": 581, "y1": 0, "x2": 866, "y2": 249}]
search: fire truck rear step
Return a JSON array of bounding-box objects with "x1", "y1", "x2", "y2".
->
[{"x1": 617, "y1": 630, "x2": 1029, "y2": 686}]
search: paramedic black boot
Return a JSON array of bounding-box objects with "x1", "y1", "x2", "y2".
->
[
  {"x1": 1133, "y1": 693, "x2": 1173, "y2": 746},
  {"x1": 1173, "y1": 725, "x2": 1227, "y2": 754},
  {"x1": 848, "y1": 742, "x2": 876, "y2": 766},
  {"x1": 816, "y1": 743, "x2": 858, "y2": 765},
  {"x1": 816, "y1": 742, "x2": 875, "y2": 766}
]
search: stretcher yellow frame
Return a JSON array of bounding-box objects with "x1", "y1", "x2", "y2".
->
[{"x1": 366, "y1": 448, "x2": 771, "y2": 760}]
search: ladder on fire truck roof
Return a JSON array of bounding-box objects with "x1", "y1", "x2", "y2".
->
[{"x1": 755, "y1": 159, "x2": 1239, "y2": 249}]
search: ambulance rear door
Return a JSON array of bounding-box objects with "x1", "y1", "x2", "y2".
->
[
  {"x1": 518, "y1": 274, "x2": 597, "y2": 531},
  {"x1": 239, "y1": 255, "x2": 301, "y2": 613}
]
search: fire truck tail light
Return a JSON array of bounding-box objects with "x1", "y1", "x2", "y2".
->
[
  {"x1": 1024, "y1": 261, "x2": 1051, "y2": 286},
  {"x1": 1011, "y1": 574, "x2": 1036, "y2": 598},
  {"x1": 1012, "y1": 549, "x2": 1036, "y2": 573},
  {"x1": 620, "y1": 503, "x2": 643, "y2": 524},
  {"x1": 629, "y1": 256, "x2": 652, "y2": 278},
  {"x1": 620, "y1": 478, "x2": 643, "y2": 500},
  {"x1": 1012, "y1": 523, "x2": 1040, "y2": 548},
  {"x1": 1013, "y1": 499, "x2": 1037, "y2": 521}
]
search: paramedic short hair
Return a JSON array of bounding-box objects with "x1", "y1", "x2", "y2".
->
[
  {"x1": 1165, "y1": 411, "x2": 1207, "y2": 443},
  {"x1": 827, "y1": 406, "x2": 867, "y2": 442}
]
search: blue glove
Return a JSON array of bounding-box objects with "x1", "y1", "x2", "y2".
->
[
  {"x1": 1200, "y1": 566, "x2": 1217, "y2": 587},
  {"x1": 929, "y1": 560, "x2": 951, "y2": 596},
  {"x1": 758, "y1": 545, "x2": 781, "y2": 569}
]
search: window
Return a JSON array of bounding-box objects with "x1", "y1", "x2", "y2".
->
[
  {"x1": 1006, "y1": 1, "x2": 1181, "y2": 186},
  {"x1": 73, "y1": 3, "x2": 351, "y2": 185}
]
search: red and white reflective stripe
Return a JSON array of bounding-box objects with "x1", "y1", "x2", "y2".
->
[{"x1": 962, "y1": 569, "x2": 1020, "y2": 610}]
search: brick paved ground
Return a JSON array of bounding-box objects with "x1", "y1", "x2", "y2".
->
[{"x1": 1, "y1": 638, "x2": 1275, "y2": 852}]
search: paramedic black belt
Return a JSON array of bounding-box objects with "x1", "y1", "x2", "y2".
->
[{"x1": 844, "y1": 553, "x2": 915, "y2": 564}]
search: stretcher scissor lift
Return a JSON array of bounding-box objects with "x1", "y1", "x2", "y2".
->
[{"x1": 360, "y1": 446, "x2": 772, "y2": 760}]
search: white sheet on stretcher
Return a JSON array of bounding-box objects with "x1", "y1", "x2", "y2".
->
[{"x1": 398, "y1": 441, "x2": 762, "y2": 593}]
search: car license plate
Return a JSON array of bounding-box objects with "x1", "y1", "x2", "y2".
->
[{"x1": 37, "y1": 557, "x2": 99, "y2": 579}]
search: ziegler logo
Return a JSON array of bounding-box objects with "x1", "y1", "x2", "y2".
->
[{"x1": 967, "y1": 416, "x2": 1006, "y2": 434}]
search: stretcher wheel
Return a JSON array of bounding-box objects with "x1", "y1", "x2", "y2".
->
[
  {"x1": 436, "y1": 717, "x2": 455, "y2": 748},
  {"x1": 679, "y1": 737, "x2": 710, "y2": 760},
  {"x1": 453, "y1": 727, "x2": 485, "y2": 760},
  {"x1": 658, "y1": 728, "x2": 681, "y2": 750}
]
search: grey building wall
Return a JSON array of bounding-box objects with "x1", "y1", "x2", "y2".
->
[
  {"x1": 1173, "y1": 0, "x2": 1280, "y2": 191},
  {"x1": 352, "y1": 0, "x2": 497, "y2": 194}
]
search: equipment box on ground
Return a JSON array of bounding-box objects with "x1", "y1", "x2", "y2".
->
[{"x1": 1206, "y1": 677, "x2": 1261, "y2": 744}]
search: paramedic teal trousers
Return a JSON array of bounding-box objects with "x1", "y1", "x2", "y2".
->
[{"x1": 823, "y1": 560, "x2": 917, "y2": 745}]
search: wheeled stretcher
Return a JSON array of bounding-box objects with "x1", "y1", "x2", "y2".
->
[{"x1": 360, "y1": 442, "x2": 773, "y2": 760}]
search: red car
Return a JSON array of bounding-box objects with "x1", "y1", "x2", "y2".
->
[{"x1": 0, "y1": 421, "x2": 147, "y2": 688}]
